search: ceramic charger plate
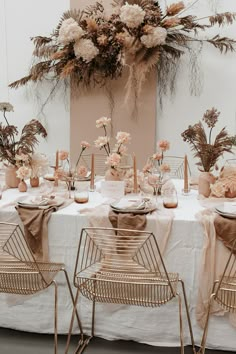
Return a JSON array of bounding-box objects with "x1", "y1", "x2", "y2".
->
[
  {"x1": 17, "y1": 196, "x2": 65, "y2": 209},
  {"x1": 110, "y1": 198, "x2": 157, "y2": 214}
]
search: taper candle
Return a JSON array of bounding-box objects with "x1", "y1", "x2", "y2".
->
[
  {"x1": 55, "y1": 150, "x2": 59, "y2": 171},
  {"x1": 133, "y1": 154, "x2": 138, "y2": 194},
  {"x1": 54, "y1": 150, "x2": 59, "y2": 187},
  {"x1": 90, "y1": 153, "x2": 95, "y2": 191},
  {"x1": 184, "y1": 154, "x2": 189, "y2": 192}
]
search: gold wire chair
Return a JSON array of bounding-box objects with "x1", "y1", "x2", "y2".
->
[
  {"x1": 65, "y1": 227, "x2": 196, "y2": 354},
  {"x1": 162, "y1": 156, "x2": 191, "y2": 179},
  {"x1": 198, "y1": 239, "x2": 236, "y2": 354},
  {"x1": 0, "y1": 222, "x2": 82, "y2": 354},
  {"x1": 80, "y1": 154, "x2": 107, "y2": 176}
]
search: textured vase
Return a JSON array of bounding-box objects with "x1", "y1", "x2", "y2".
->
[
  {"x1": 105, "y1": 168, "x2": 122, "y2": 181},
  {"x1": 198, "y1": 172, "x2": 215, "y2": 197},
  {"x1": 30, "y1": 177, "x2": 39, "y2": 188},
  {"x1": 18, "y1": 180, "x2": 27, "y2": 192},
  {"x1": 5, "y1": 165, "x2": 20, "y2": 188}
]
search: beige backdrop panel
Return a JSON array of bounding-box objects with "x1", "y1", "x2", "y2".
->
[{"x1": 70, "y1": 0, "x2": 157, "y2": 168}]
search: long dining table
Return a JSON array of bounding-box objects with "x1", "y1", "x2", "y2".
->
[{"x1": 0, "y1": 179, "x2": 235, "y2": 351}]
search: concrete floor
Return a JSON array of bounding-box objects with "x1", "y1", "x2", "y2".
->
[{"x1": 0, "y1": 328, "x2": 232, "y2": 354}]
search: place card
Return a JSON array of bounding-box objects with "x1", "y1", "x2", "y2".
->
[{"x1": 101, "y1": 181, "x2": 125, "y2": 199}]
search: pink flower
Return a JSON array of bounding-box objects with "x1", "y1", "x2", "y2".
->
[
  {"x1": 59, "y1": 150, "x2": 69, "y2": 160},
  {"x1": 160, "y1": 163, "x2": 171, "y2": 173},
  {"x1": 81, "y1": 141, "x2": 90, "y2": 149},
  {"x1": 152, "y1": 152, "x2": 162, "y2": 161},
  {"x1": 15, "y1": 153, "x2": 29, "y2": 162},
  {"x1": 77, "y1": 165, "x2": 88, "y2": 177},
  {"x1": 16, "y1": 166, "x2": 31, "y2": 180},
  {"x1": 116, "y1": 131, "x2": 131, "y2": 144},
  {"x1": 96, "y1": 117, "x2": 111, "y2": 128},
  {"x1": 143, "y1": 163, "x2": 152, "y2": 173},
  {"x1": 105, "y1": 153, "x2": 121, "y2": 167},
  {"x1": 157, "y1": 140, "x2": 170, "y2": 152},
  {"x1": 94, "y1": 136, "x2": 109, "y2": 148}
]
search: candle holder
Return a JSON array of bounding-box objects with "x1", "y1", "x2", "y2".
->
[{"x1": 182, "y1": 187, "x2": 191, "y2": 196}]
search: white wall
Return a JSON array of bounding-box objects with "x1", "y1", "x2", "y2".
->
[
  {"x1": 0, "y1": 0, "x2": 236, "y2": 174},
  {"x1": 157, "y1": 0, "x2": 236, "y2": 174},
  {"x1": 0, "y1": 0, "x2": 70, "y2": 155}
]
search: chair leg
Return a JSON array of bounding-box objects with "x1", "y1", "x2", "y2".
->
[
  {"x1": 65, "y1": 289, "x2": 83, "y2": 354},
  {"x1": 176, "y1": 293, "x2": 184, "y2": 354},
  {"x1": 197, "y1": 294, "x2": 215, "y2": 354},
  {"x1": 62, "y1": 269, "x2": 84, "y2": 336},
  {"x1": 52, "y1": 280, "x2": 58, "y2": 354},
  {"x1": 179, "y1": 279, "x2": 196, "y2": 353}
]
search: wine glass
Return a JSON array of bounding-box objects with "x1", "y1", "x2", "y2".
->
[{"x1": 147, "y1": 168, "x2": 160, "y2": 202}]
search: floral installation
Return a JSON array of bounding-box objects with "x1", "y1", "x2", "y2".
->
[
  {"x1": 9, "y1": 1, "x2": 236, "y2": 108},
  {"x1": 143, "y1": 139, "x2": 171, "y2": 194},
  {"x1": 94, "y1": 116, "x2": 131, "y2": 171},
  {"x1": 0, "y1": 102, "x2": 47, "y2": 166},
  {"x1": 181, "y1": 108, "x2": 233, "y2": 172}
]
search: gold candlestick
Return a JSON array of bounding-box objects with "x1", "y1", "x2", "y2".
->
[
  {"x1": 133, "y1": 154, "x2": 138, "y2": 194},
  {"x1": 90, "y1": 153, "x2": 95, "y2": 191},
  {"x1": 183, "y1": 154, "x2": 190, "y2": 195}
]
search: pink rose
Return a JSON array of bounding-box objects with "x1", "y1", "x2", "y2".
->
[
  {"x1": 59, "y1": 150, "x2": 69, "y2": 160},
  {"x1": 157, "y1": 140, "x2": 170, "y2": 152}
]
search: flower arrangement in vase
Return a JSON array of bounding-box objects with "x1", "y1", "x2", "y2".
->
[
  {"x1": 143, "y1": 140, "x2": 171, "y2": 194},
  {"x1": 94, "y1": 117, "x2": 131, "y2": 181},
  {"x1": 181, "y1": 107, "x2": 234, "y2": 197},
  {"x1": 0, "y1": 102, "x2": 47, "y2": 187}
]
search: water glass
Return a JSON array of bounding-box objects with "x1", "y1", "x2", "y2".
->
[
  {"x1": 74, "y1": 183, "x2": 89, "y2": 204},
  {"x1": 162, "y1": 189, "x2": 178, "y2": 209}
]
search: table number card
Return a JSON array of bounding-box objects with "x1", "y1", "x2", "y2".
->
[{"x1": 101, "y1": 181, "x2": 125, "y2": 199}]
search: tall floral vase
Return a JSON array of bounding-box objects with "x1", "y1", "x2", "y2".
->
[
  {"x1": 198, "y1": 172, "x2": 215, "y2": 197},
  {"x1": 5, "y1": 165, "x2": 20, "y2": 188},
  {"x1": 18, "y1": 180, "x2": 27, "y2": 192},
  {"x1": 105, "y1": 168, "x2": 122, "y2": 181}
]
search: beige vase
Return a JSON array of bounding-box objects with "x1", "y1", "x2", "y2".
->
[
  {"x1": 5, "y1": 165, "x2": 20, "y2": 188},
  {"x1": 105, "y1": 168, "x2": 122, "y2": 181},
  {"x1": 198, "y1": 172, "x2": 215, "y2": 197},
  {"x1": 30, "y1": 177, "x2": 39, "y2": 188},
  {"x1": 18, "y1": 180, "x2": 27, "y2": 192}
]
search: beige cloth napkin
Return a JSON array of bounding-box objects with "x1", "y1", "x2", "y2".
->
[
  {"x1": 196, "y1": 209, "x2": 236, "y2": 328},
  {"x1": 16, "y1": 205, "x2": 57, "y2": 262}
]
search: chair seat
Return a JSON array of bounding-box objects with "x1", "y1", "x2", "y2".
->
[
  {"x1": 76, "y1": 268, "x2": 179, "y2": 307},
  {"x1": 0, "y1": 261, "x2": 65, "y2": 295},
  {"x1": 215, "y1": 276, "x2": 236, "y2": 312}
]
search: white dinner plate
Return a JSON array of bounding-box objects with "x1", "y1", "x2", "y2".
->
[
  {"x1": 17, "y1": 196, "x2": 64, "y2": 209},
  {"x1": 110, "y1": 199, "x2": 156, "y2": 214},
  {"x1": 215, "y1": 203, "x2": 236, "y2": 219}
]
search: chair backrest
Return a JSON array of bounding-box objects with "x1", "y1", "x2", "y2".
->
[
  {"x1": 162, "y1": 156, "x2": 191, "y2": 179},
  {"x1": 0, "y1": 222, "x2": 49, "y2": 286},
  {"x1": 80, "y1": 154, "x2": 107, "y2": 176},
  {"x1": 74, "y1": 227, "x2": 176, "y2": 296}
]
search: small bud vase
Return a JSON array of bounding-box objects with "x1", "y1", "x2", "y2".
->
[
  {"x1": 30, "y1": 177, "x2": 39, "y2": 188},
  {"x1": 18, "y1": 180, "x2": 27, "y2": 192}
]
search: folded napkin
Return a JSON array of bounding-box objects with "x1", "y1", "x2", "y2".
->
[{"x1": 16, "y1": 205, "x2": 57, "y2": 262}]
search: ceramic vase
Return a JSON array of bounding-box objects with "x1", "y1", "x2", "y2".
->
[
  {"x1": 18, "y1": 180, "x2": 27, "y2": 192},
  {"x1": 30, "y1": 177, "x2": 39, "y2": 188},
  {"x1": 198, "y1": 172, "x2": 215, "y2": 197},
  {"x1": 5, "y1": 165, "x2": 20, "y2": 188}
]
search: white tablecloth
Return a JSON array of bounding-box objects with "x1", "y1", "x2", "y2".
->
[{"x1": 0, "y1": 180, "x2": 235, "y2": 351}]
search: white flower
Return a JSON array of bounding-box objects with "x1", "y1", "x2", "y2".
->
[
  {"x1": 96, "y1": 117, "x2": 111, "y2": 128},
  {"x1": 120, "y1": 3, "x2": 145, "y2": 28},
  {"x1": 58, "y1": 18, "x2": 84, "y2": 44},
  {"x1": 140, "y1": 27, "x2": 167, "y2": 48},
  {"x1": 16, "y1": 166, "x2": 31, "y2": 180},
  {"x1": 94, "y1": 136, "x2": 109, "y2": 148},
  {"x1": 0, "y1": 102, "x2": 14, "y2": 112},
  {"x1": 74, "y1": 39, "x2": 99, "y2": 62}
]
